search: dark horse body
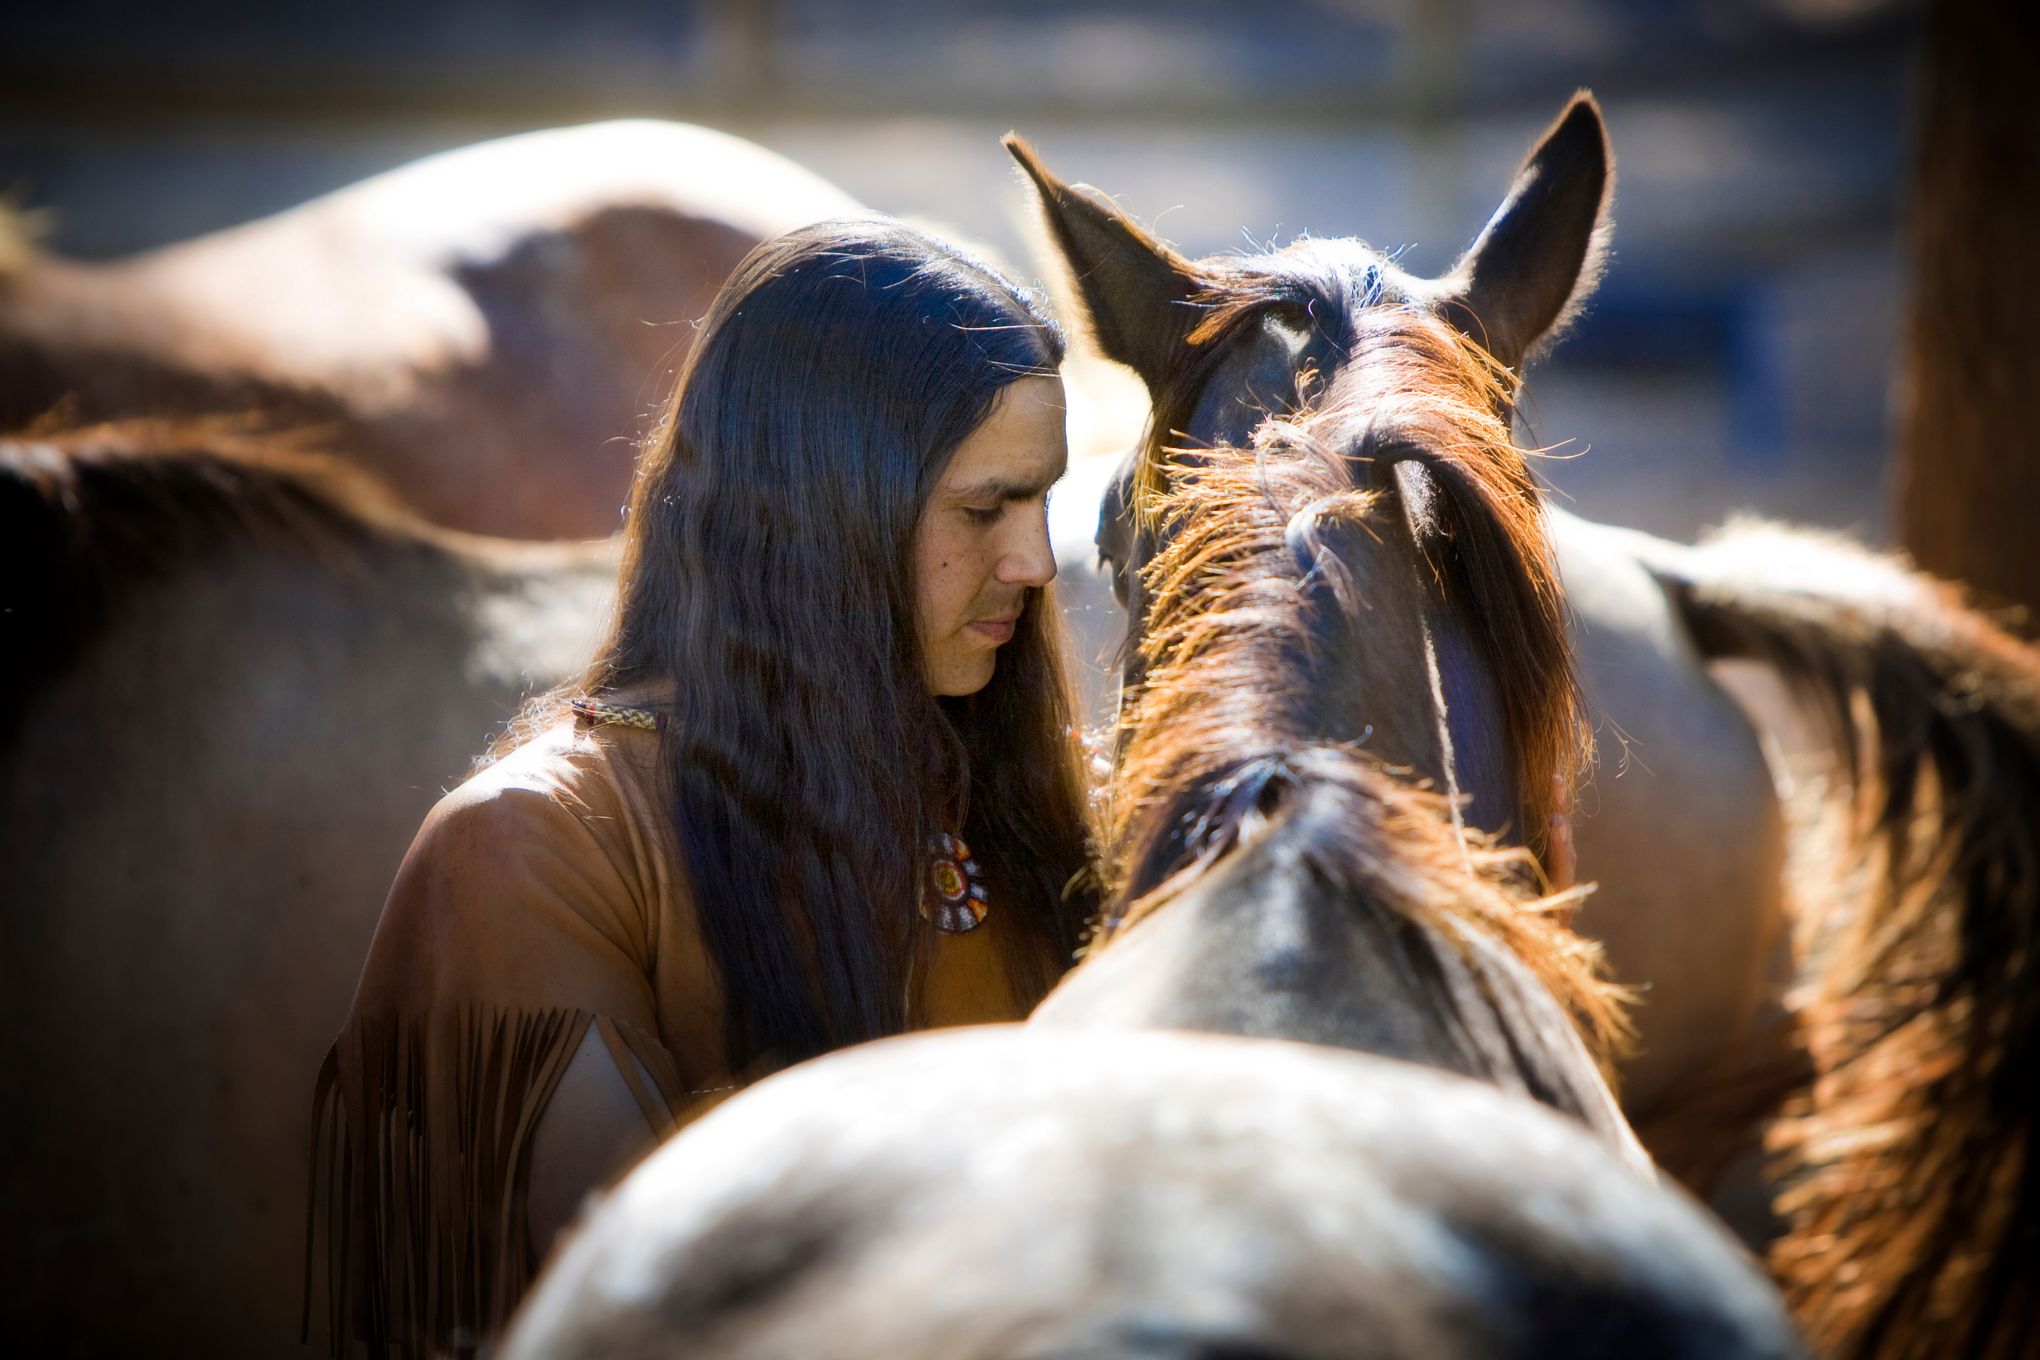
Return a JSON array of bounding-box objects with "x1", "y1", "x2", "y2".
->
[
  {"x1": 496, "y1": 103, "x2": 1800, "y2": 1359},
  {"x1": 0, "y1": 121, "x2": 862, "y2": 538},
  {"x1": 1030, "y1": 93, "x2": 2040, "y2": 1360},
  {"x1": 0, "y1": 423, "x2": 615, "y2": 1354}
]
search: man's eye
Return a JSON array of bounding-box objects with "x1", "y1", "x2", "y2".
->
[{"x1": 963, "y1": 505, "x2": 1003, "y2": 525}]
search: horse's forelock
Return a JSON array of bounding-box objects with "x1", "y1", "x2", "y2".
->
[
  {"x1": 1329, "y1": 309, "x2": 1588, "y2": 855},
  {"x1": 1128, "y1": 247, "x2": 1371, "y2": 527}
]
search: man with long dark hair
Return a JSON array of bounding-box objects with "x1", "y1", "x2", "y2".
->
[{"x1": 308, "y1": 218, "x2": 1098, "y2": 1354}]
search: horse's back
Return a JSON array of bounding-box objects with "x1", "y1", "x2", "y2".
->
[
  {"x1": 505, "y1": 1029, "x2": 1801, "y2": 1360},
  {"x1": 0, "y1": 122, "x2": 866, "y2": 537},
  {"x1": 1550, "y1": 508, "x2": 1790, "y2": 1128}
]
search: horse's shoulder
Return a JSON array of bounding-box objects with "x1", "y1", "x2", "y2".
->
[{"x1": 1550, "y1": 509, "x2": 1769, "y2": 763}]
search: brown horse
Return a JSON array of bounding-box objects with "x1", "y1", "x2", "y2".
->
[
  {"x1": 0, "y1": 220, "x2": 1142, "y2": 1355},
  {"x1": 1018, "y1": 93, "x2": 2040, "y2": 1360},
  {"x1": 1030, "y1": 370, "x2": 1637, "y2": 1164},
  {"x1": 1017, "y1": 99, "x2": 1786, "y2": 1135},
  {"x1": 0, "y1": 420, "x2": 615, "y2": 1354},
  {"x1": 0, "y1": 121, "x2": 863, "y2": 539},
  {"x1": 503, "y1": 1030, "x2": 1802, "y2": 1359}
]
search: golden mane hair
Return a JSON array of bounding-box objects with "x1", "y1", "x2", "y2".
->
[
  {"x1": 1103, "y1": 367, "x2": 1628, "y2": 1069},
  {"x1": 1131, "y1": 265, "x2": 1589, "y2": 864}
]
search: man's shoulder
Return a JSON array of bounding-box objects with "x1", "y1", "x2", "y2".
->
[
  {"x1": 354, "y1": 717, "x2": 676, "y2": 1024},
  {"x1": 429, "y1": 720, "x2": 626, "y2": 840},
  {"x1": 386, "y1": 717, "x2": 672, "y2": 922}
]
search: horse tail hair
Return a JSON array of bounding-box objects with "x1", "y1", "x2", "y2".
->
[{"x1": 1658, "y1": 518, "x2": 2040, "y2": 1360}]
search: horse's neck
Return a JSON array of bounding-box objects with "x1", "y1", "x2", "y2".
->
[
  {"x1": 1047, "y1": 828, "x2": 1503, "y2": 1066},
  {"x1": 1037, "y1": 787, "x2": 1645, "y2": 1164},
  {"x1": 0, "y1": 252, "x2": 280, "y2": 415},
  {"x1": 1418, "y1": 594, "x2": 1519, "y2": 837},
  {"x1": 1312, "y1": 510, "x2": 1518, "y2": 840}
]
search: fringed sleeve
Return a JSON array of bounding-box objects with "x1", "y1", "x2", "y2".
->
[
  {"x1": 306, "y1": 1011, "x2": 685, "y2": 1356},
  {"x1": 304, "y1": 734, "x2": 703, "y2": 1357}
]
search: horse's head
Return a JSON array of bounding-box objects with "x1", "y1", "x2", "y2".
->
[
  {"x1": 1013, "y1": 93, "x2": 1611, "y2": 859},
  {"x1": 1015, "y1": 99, "x2": 1635, "y2": 1134}
]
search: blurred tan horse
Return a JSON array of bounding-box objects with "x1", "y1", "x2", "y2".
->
[
  {"x1": 0, "y1": 121, "x2": 862, "y2": 539},
  {"x1": 505, "y1": 1031, "x2": 1802, "y2": 1360}
]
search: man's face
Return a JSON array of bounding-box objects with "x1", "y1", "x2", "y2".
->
[{"x1": 914, "y1": 375, "x2": 1068, "y2": 697}]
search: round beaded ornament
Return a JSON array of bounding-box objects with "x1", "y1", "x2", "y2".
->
[{"x1": 921, "y1": 831, "x2": 989, "y2": 934}]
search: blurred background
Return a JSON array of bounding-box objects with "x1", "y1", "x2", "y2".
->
[{"x1": 1, "y1": 0, "x2": 1919, "y2": 546}]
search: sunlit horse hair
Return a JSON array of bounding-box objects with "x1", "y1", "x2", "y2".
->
[
  {"x1": 1100, "y1": 294, "x2": 1626, "y2": 1072},
  {"x1": 1667, "y1": 525, "x2": 2040, "y2": 1358},
  {"x1": 1122, "y1": 260, "x2": 1588, "y2": 870}
]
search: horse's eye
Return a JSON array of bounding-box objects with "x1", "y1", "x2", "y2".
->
[{"x1": 1099, "y1": 550, "x2": 1132, "y2": 608}]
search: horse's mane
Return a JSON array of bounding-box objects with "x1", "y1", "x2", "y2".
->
[
  {"x1": 1, "y1": 416, "x2": 421, "y2": 737},
  {"x1": 1663, "y1": 520, "x2": 2040, "y2": 1357},
  {"x1": 1131, "y1": 249, "x2": 1587, "y2": 859},
  {"x1": 1103, "y1": 402, "x2": 1628, "y2": 1071}
]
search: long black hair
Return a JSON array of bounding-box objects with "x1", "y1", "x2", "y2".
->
[{"x1": 583, "y1": 217, "x2": 1095, "y2": 1071}]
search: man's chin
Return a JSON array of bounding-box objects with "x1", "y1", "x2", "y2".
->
[{"x1": 930, "y1": 653, "x2": 998, "y2": 699}]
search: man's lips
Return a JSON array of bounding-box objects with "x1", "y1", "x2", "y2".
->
[{"x1": 967, "y1": 614, "x2": 1019, "y2": 643}]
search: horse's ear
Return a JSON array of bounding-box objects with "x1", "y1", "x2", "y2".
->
[
  {"x1": 1004, "y1": 134, "x2": 1205, "y2": 389},
  {"x1": 1441, "y1": 92, "x2": 1613, "y2": 369}
]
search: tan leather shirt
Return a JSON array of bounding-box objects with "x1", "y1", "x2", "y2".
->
[
  {"x1": 313, "y1": 715, "x2": 1054, "y2": 1351},
  {"x1": 349, "y1": 716, "x2": 1040, "y2": 1095}
]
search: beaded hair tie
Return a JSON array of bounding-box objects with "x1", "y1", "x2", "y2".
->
[
  {"x1": 572, "y1": 696, "x2": 989, "y2": 933},
  {"x1": 569, "y1": 697, "x2": 666, "y2": 732}
]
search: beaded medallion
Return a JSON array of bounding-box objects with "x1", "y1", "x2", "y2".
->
[{"x1": 921, "y1": 831, "x2": 990, "y2": 934}]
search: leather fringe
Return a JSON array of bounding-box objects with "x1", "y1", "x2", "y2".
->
[{"x1": 303, "y1": 1008, "x2": 680, "y2": 1357}]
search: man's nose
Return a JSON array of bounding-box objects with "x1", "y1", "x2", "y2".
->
[{"x1": 999, "y1": 510, "x2": 1057, "y2": 588}]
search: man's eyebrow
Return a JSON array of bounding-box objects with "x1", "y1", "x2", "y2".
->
[{"x1": 945, "y1": 468, "x2": 1065, "y2": 502}]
